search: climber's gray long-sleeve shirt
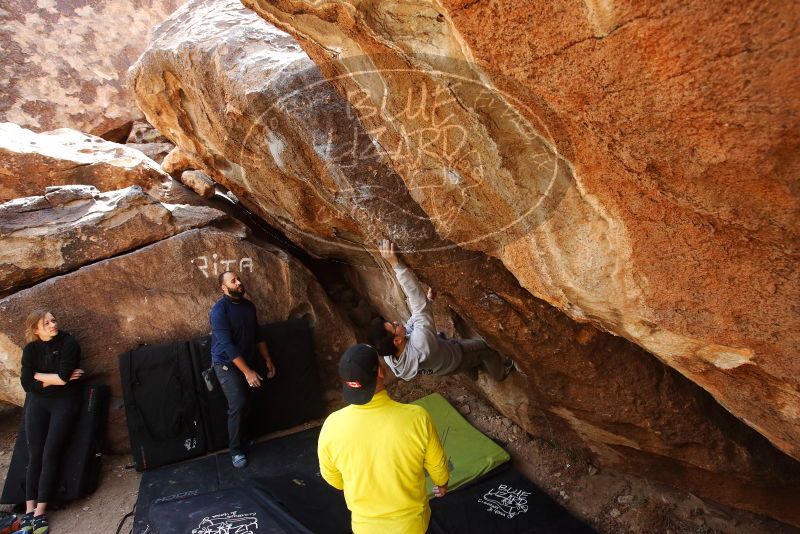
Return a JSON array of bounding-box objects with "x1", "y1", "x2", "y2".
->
[{"x1": 383, "y1": 264, "x2": 462, "y2": 380}]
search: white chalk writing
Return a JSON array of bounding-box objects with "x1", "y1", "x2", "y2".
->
[
  {"x1": 154, "y1": 490, "x2": 199, "y2": 504},
  {"x1": 478, "y1": 484, "x2": 530, "y2": 519},
  {"x1": 192, "y1": 511, "x2": 258, "y2": 534},
  {"x1": 191, "y1": 255, "x2": 254, "y2": 278}
]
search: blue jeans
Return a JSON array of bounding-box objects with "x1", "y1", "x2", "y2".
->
[{"x1": 213, "y1": 363, "x2": 249, "y2": 455}]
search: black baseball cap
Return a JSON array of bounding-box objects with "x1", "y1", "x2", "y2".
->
[{"x1": 339, "y1": 344, "x2": 380, "y2": 405}]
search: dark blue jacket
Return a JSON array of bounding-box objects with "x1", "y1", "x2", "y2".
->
[{"x1": 209, "y1": 296, "x2": 260, "y2": 365}]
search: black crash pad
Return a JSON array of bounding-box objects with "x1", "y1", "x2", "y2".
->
[
  {"x1": 429, "y1": 468, "x2": 595, "y2": 533},
  {"x1": 122, "y1": 318, "x2": 326, "y2": 471},
  {"x1": 214, "y1": 426, "x2": 349, "y2": 533},
  {"x1": 147, "y1": 486, "x2": 312, "y2": 534},
  {"x1": 134, "y1": 427, "x2": 348, "y2": 534},
  {"x1": 255, "y1": 473, "x2": 350, "y2": 534},
  {"x1": 134, "y1": 425, "x2": 593, "y2": 534},
  {"x1": 214, "y1": 422, "x2": 322, "y2": 489},
  {"x1": 134, "y1": 454, "x2": 222, "y2": 533}
]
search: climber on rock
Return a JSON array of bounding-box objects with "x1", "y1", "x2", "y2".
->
[{"x1": 369, "y1": 239, "x2": 514, "y2": 383}]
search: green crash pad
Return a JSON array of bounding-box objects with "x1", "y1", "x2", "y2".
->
[{"x1": 412, "y1": 393, "x2": 510, "y2": 496}]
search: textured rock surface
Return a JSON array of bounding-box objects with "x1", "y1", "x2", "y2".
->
[
  {"x1": 0, "y1": 227, "x2": 357, "y2": 450},
  {"x1": 129, "y1": 2, "x2": 362, "y2": 259},
  {"x1": 0, "y1": 0, "x2": 183, "y2": 137},
  {"x1": 126, "y1": 120, "x2": 170, "y2": 144},
  {"x1": 161, "y1": 146, "x2": 204, "y2": 175},
  {"x1": 180, "y1": 170, "x2": 215, "y2": 198},
  {"x1": 0, "y1": 185, "x2": 224, "y2": 294},
  {"x1": 125, "y1": 142, "x2": 175, "y2": 164},
  {"x1": 247, "y1": 0, "x2": 800, "y2": 463},
  {"x1": 129, "y1": 0, "x2": 800, "y2": 523},
  {"x1": 0, "y1": 123, "x2": 169, "y2": 202}
]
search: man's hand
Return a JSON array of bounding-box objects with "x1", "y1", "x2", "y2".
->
[
  {"x1": 244, "y1": 368, "x2": 263, "y2": 388},
  {"x1": 379, "y1": 239, "x2": 401, "y2": 267},
  {"x1": 427, "y1": 287, "x2": 436, "y2": 301},
  {"x1": 69, "y1": 368, "x2": 84, "y2": 381},
  {"x1": 433, "y1": 483, "x2": 448, "y2": 498},
  {"x1": 257, "y1": 342, "x2": 275, "y2": 378},
  {"x1": 264, "y1": 357, "x2": 276, "y2": 379}
]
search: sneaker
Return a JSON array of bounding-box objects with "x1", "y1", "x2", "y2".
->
[
  {"x1": 31, "y1": 516, "x2": 48, "y2": 534},
  {"x1": 11, "y1": 512, "x2": 32, "y2": 534},
  {"x1": 232, "y1": 453, "x2": 248, "y2": 469}
]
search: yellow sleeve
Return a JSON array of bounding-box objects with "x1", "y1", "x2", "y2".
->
[
  {"x1": 423, "y1": 413, "x2": 449, "y2": 486},
  {"x1": 318, "y1": 423, "x2": 344, "y2": 490}
]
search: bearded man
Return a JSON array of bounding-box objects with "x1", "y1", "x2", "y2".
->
[{"x1": 209, "y1": 270, "x2": 276, "y2": 468}]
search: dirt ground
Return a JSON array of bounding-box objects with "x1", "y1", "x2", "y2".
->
[{"x1": 1, "y1": 377, "x2": 797, "y2": 534}]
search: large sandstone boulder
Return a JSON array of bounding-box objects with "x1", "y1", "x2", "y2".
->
[
  {"x1": 0, "y1": 123, "x2": 170, "y2": 202},
  {"x1": 124, "y1": 120, "x2": 176, "y2": 163},
  {"x1": 179, "y1": 170, "x2": 215, "y2": 198},
  {"x1": 129, "y1": 0, "x2": 800, "y2": 523},
  {"x1": 125, "y1": 142, "x2": 175, "y2": 164},
  {"x1": 0, "y1": 227, "x2": 357, "y2": 451},
  {"x1": 0, "y1": 0, "x2": 184, "y2": 138},
  {"x1": 129, "y1": 0, "x2": 363, "y2": 259},
  {"x1": 0, "y1": 185, "x2": 225, "y2": 294},
  {"x1": 247, "y1": 0, "x2": 800, "y2": 464},
  {"x1": 126, "y1": 120, "x2": 171, "y2": 145}
]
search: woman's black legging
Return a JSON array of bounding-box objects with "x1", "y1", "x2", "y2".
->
[{"x1": 24, "y1": 393, "x2": 80, "y2": 502}]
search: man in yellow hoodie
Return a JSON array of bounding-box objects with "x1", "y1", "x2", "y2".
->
[{"x1": 318, "y1": 344, "x2": 450, "y2": 533}]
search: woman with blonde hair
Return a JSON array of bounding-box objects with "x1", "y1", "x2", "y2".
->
[{"x1": 15, "y1": 310, "x2": 83, "y2": 534}]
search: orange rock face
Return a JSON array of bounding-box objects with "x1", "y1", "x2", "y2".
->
[
  {"x1": 0, "y1": 0, "x2": 184, "y2": 137},
  {"x1": 246, "y1": 0, "x2": 800, "y2": 463},
  {"x1": 129, "y1": 0, "x2": 800, "y2": 523},
  {"x1": 179, "y1": 170, "x2": 215, "y2": 199}
]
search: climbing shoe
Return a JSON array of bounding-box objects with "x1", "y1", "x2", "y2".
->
[
  {"x1": 1, "y1": 512, "x2": 20, "y2": 534},
  {"x1": 11, "y1": 512, "x2": 32, "y2": 534},
  {"x1": 31, "y1": 515, "x2": 48, "y2": 534},
  {"x1": 232, "y1": 453, "x2": 248, "y2": 469}
]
